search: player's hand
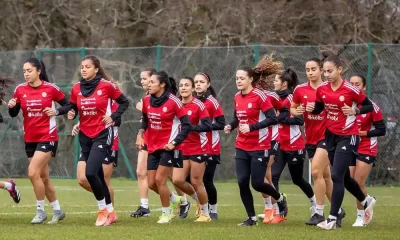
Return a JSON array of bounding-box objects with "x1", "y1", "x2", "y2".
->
[
  {"x1": 305, "y1": 102, "x2": 315, "y2": 112},
  {"x1": 359, "y1": 131, "x2": 368, "y2": 137},
  {"x1": 67, "y1": 109, "x2": 76, "y2": 120},
  {"x1": 342, "y1": 103, "x2": 356, "y2": 116},
  {"x1": 239, "y1": 124, "x2": 250, "y2": 134},
  {"x1": 224, "y1": 125, "x2": 232, "y2": 134},
  {"x1": 164, "y1": 143, "x2": 175, "y2": 151},
  {"x1": 102, "y1": 116, "x2": 113, "y2": 125},
  {"x1": 72, "y1": 124, "x2": 80, "y2": 136},
  {"x1": 8, "y1": 98, "x2": 17, "y2": 108},
  {"x1": 136, "y1": 135, "x2": 144, "y2": 150},
  {"x1": 296, "y1": 104, "x2": 306, "y2": 115},
  {"x1": 43, "y1": 107, "x2": 57, "y2": 116}
]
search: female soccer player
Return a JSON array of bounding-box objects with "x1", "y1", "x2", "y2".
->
[
  {"x1": 349, "y1": 74, "x2": 386, "y2": 227},
  {"x1": 271, "y1": 68, "x2": 315, "y2": 224},
  {"x1": 136, "y1": 71, "x2": 191, "y2": 224},
  {"x1": 172, "y1": 76, "x2": 212, "y2": 222},
  {"x1": 131, "y1": 68, "x2": 156, "y2": 218},
  {"x1": 58, "y1": 55, "x2": 129, "y2": 226},
  {"x1": 194, "y1": 73, "x2": 225, "y2": 220},
  {"x1": 8, "y1": 58, "x2": 66, "y2": 224},
  {"x1": 306, "y1": 52, "x2": 376, "y2": 230},
  {"x1": 224, "y1": 66, "x2": 288, "y2": 226},
  {"x1": 290, "y1": 58, "x2": 334, "y2": 225}
]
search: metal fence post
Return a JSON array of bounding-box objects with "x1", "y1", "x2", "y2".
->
[
  {"x1": 156, "y1": 45, "x2": 162, "y2": 71},
  {"x1": 253, "y1": 44, "x2": 260, "y2": 65},
  {"x1": 366, "y1": 42, "x2": 373, "y2": 186}
]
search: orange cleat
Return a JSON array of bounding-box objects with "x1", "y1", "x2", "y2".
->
[
  {"x1": 270, "y1": 214, "x2": 286, "y2": 224},
  {"x1": 95, "y1": 209, "x2": 108, "y2": 226},
  {"x1": 263, "y1": 208, "x2": 275, "y2": 224},
  {"x1": 104, "y1": 211, "x2": 118, "y2": 226}
]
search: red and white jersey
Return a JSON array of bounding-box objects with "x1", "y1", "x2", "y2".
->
[
  {"x1": 316, "y1": 80, "x2": 366, "y2": 136},
  {"x1": 142, "y1": 93, "x2": 187, "y2": 154},
  {"x1": 181, "y1": 98, "x2": 210, "y2": 156},
  {"x1": 279, "y1": 94, "x2": 305, "y2": 151},
  {"x1": 203, "y1": 95, "x2": 224, "y2": 155},
  {"x1": 264, "y1": 90, "x2": 281, "y2": 143},
  {"x1": 111, "y1": 100, "x2": 119, "y2": 151},
  {"x1": 292, "y1": 82, "x2": 326, "y2": 145},
  {"x1": 234, "y1": 88, "x2": 272, "y2": 151},
  {"x1": 14, "y1": 81, "x2": 65, "y2": 142},
  {"x1": 70, "y1": 79, "x2": 122, "y2": 138},
  {"x1": 357, "y1": 101, "x2": 383, "y2": 156}
]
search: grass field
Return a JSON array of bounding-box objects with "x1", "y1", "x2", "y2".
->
[{"x1": 0, "y1": 179, "x2": 399, "y2": 240}]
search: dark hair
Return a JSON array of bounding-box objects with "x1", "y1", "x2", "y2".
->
[
  {"x1": 181, "y1": 76, "x2": 195, "y2": 88},
  {"x1": 0, "y1": 77, "x2": 15, "y2": 105},
  {"x1": 195, "y1": 72, "x2": 217, "y2": 97},
  {"x1": 154, "y1": 71, "x2": 177, "y2": 95},
  {"x1": 321, "y1": 51, "x2": 342, "y2": 68},
  {"x1": 24, "y1": 58, "x2": 49, "y2": 82},
  {"x1": 142, "y1": 68, "x2": 157, "y2": 76},
  {"x1": 353, "y1": 74, "x2": 367, "y2": 87},
  {"x1": 82, "y1": 55, "x2": 110, "y2": 81},
  {"x1": 279, "y1": 68, "x2": 299, "y2": 91},
  {"x1": 306, "y1": 57, "x2": 323, "y2": 69}
]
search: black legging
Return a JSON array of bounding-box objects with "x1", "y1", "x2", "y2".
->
[
  {"x1": 271, "y1": 150, "x2": 314, "y2": 198},
  {"x1": 203, "y1": 161, "x2": 218, "y2": 205},
  {"x1": 236, "y1": 149, "x2": 281, "y2": 217}
]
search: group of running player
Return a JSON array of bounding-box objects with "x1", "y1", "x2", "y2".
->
[{"x1": 0, "y1": 50, "x2": 385, "y2": 230}]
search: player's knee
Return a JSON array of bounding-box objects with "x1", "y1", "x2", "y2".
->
[
  {"x1": 251, "y1": 179, "x2": 265, "y2": 192},
  {"x1": 312, "y1": 168, "x2": 323, "y2": 179},
  {"x1": 190, "y1": 176, "x2": 202, "y2": 187},
  {"x1": 28, "y1": 168, "x2": 41, "y2": 180},
  {"x1": 331, "y1": 171, "x2": 343, "y2": 184},
  {"x1": 172, "y1": 177, "x2": 185, "y2": 187},
  {"x1": 155, "y1": 176, "x2": 167, "y2": 187},
  {"x1": 136, "y1": 168, "x2": 147, "y2": 179}
]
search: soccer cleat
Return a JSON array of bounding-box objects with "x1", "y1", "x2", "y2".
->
[
  {"x1": 317, "y1": 218, "x2": 337, "y2": 230},
  {"x1": 195, "y1": 203, "x2": 201, "y2": 218},
  {"x1": 238, "y1": 218, "x2": 257, "y2": 226},
  {"x1": 336, "y1": 208, "x2": 346, "y2": 228},
  {"x1": 170, "y1": 196, "x2": 182, "y2": 219},
  {"x1": 277, "y1": 193, "x2": 288, "y2": 218},
  {"x1": 103, "y1": 211, "x2": 118, "y2": 226},
  {"x1": 95, "y1": 209, "x2": 108, "y2": 226},
  {"x1": 157, "y1": 213, "x2": 171, "y2": 224},
  {"x1": 352, "y1": 216, "x2": 365, "y2": 227},
  {"x1": 210, "y1": 212, "x2": 218, "y2": 220},
  {"x1": 270, "y1": 214, "x2": 286, "y2": 224},
  {"x1": 305, "y1": 213, "x2": 325, "y2": 226},
  {"x1": 310, "y1": 206, "x2": 316, "y2": 218},
  {"x1": 47, "y1": 209, "x2": 66, "y2": 224},
  {"x1": 257, "y1": 213, "x2": 265, "y2": 220},
  {"x1": 263, "y1": 208, "x2": 275, "y2": 224},
  {"x1": 31, "y1": 210, "x2": 47, "y2": 224},
  {"x1": 7, "y1": 180, "x2": 21, "y2": 204},
  {"x1": 195, "y1": 214, "x2": 211, "y2": 222},
  {"x1": 130, "y1": 206, "x2": 150, "y2": 217},
  {"x1": 363, "y1": 196, "x2": 376, "y2": 225},
  {"x1": 179, "y1": 202, "x2": 191, "y2": 219}
]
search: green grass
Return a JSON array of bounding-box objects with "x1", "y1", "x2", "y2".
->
[{"x1": 0, "y1": 179, "x2": 399, "y2": 240}]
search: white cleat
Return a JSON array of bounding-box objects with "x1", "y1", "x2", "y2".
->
[
  {"x1": 317, "y1": 219, "x2": 337, "y2": 230},
  {"x1": 364, "y1": 196, "x2": 376, "y2": 225},
  {"x1": 257, "y1": 213, "x2": 265, "y2": 220},
  {"x1": 352, "y1": 217, "x2": 365, "y2": 227}
]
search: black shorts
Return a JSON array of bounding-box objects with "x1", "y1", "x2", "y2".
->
[
  {"x1": 207, "y1": 154, "x2": 220, "y2": 164},
  {"x1": 350, "y1": 153, "x2": 376, "y2": 167},
  {"x1": 147, "y1": 150, "x2": 183, "y2": 170},
  {"x1": 104, "y1": 150, "x2": 118, "y2": 167},
  {"x1": 277, "y1": 149, "x2": 305, "y2": 165},
  {"x1": 183, "y1": 154, "x2": 208, "y2": 163},
  {"x1": 79, "y1": 128, "x2": 113, "y2": 163},
  {"x1": 142, "y1": 144, "x2": 148, "y2": 151},
  {"x1": 25, "y1": 141, "x2": 58, "y2": 158},
  {"x1": 306, "y1": 139, "x2": 327, "y2": 159},
  {"x1": 269, "y1": 141, "x2": 280, "y2": 156},
  {"x1": 235, "y1": 148, "x2": 269, "y2": 165},
  {"x1": 325, "y1": 129, "x2": 359, "y2": 165}
]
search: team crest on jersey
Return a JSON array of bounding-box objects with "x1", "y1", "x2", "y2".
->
[
  {"x1": 339, "y1": 96, "x2": 344, "y2": 101},
  {"x1": 187, "y1": 110, "x2": 192, "y2": 115},
  {"x1": 248, "y1": 103, "x2": 252, "y2": 108},
  {"x1": 163, "y1": 107, "x2": 167, "y2": 112},
  {"x1": 42, "y1": 92, "x2": 47, "y2": 97},
  {"x1": 97, "y1": 90, "x2": 102, "y2": 96}
]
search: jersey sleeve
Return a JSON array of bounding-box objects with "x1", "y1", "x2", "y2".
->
[
  {"x1": 174, "y1": 100, "x2": 186, "y2": 118},
  {"x1": 372, "y1": 103, "x2": 384, "y2": 122},
  {"x1": 260, "y1": 94, "x2": 273, "y2": 112},
  {"x1": 52, "y1": 85, "x2": 65, "y2": 102},
  {"x1": 111, "y1": 101, "x2": 119, "y2": 113},
  {"x1": 199, "y1": 105, "x2": 210, "y2": 119},
  {"x1": 270, "y1": 95, "x2": 282, "y2": 109},
  {"x1": 13, "y1": 87, "x2": 20, "y2": 103},
  {"x1": 108, "y1": 82, "x2": 122, "y2": 100},
  {"x1": 315, "y1": 87, "x2": 323, "y2": 102},
  {"x1": 352, "y1": 88, "x2": 366, "y2": 104},
  {"x1": 142, "y1": 97, "x2": 148, "y2": 114},
  {"x1": 70, "y1": 86, "x2": 77, "y2": 104},
  {"x1": 292, "y1": 88, "x2": 301, "y2": 104}
]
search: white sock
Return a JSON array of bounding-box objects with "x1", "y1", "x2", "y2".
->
[
  {"x1": 316, "y1": 204, "x2": 324, "y2": 216},
  {"x1": 181, "y1": 195, "x2": 188, "y2": 205},
  {"x1": 277, "y1": 194, "x2": 283, "y2": 202},
  {"x1": 3, "y1": 182, "x2": 12, "y2": 190},
  {"x1": 170, "y1": 192, "x2": 177, "y2": 203},
  {"x1": 106, "y1": 203, "x2": 114, "y2": 213},
  {"x1": 328, "y1": 215, "x2": 337, "y2": 220},
  {"x1": 361, "y1": 198, "x2": 367, "y2": 207},
  {"x1": 140, "y1": 198, "x2": 149, "y2": 209},
  {"x1": 264, "y1": 197, "x2": 273, "y2": 209},
  {"x1": 251, "y1": 216, "x2": 257, "y2": 221},
  {"x1": 200, "y1": 204, "x2": 209, "y2": 217},
  {"x1": 273, "y1": 203, "x2": 279, "y2": 215},
  {"x1": 162, "y1": 207, "x2": 170, "y2": 215},
  {"x1": 36, "y1": 200, "x2": 45, "y2": 211},
  {"x1": 338, "y1": 208, "x2": 342, "y2": 214},
  {"x1": 209, "y1": 204, "x2": 218, "y2": 213},
  {"x1": 357, "y1": 209, "x2": 365, "y2": 219},
  {"x1": 50, "y1": 200, "x2": 61, "y2": 211},
  {"x1": 190, "y1": 193, "x2": 199, "y2": 203},
  {"x1": 309, "y1": 195, "x2": 316, "y2": 207},
  {"x1": 97, "y1": 198, "x2": 106, "y2": 210}
]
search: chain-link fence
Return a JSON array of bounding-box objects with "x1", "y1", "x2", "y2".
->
[{"x1": 0, "y1": 44, "x2": 398, "y2": 185}]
